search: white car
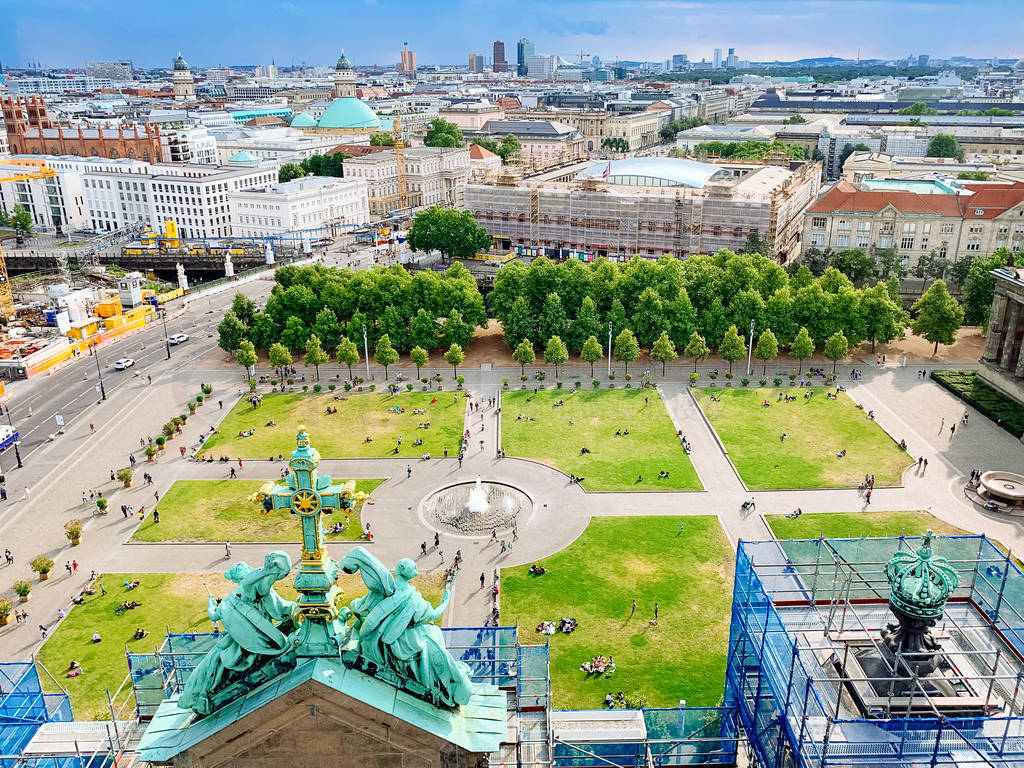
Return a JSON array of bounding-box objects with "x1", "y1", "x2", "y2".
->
[
  {"x1": 114, "y1": 358, "x2": 135, "y2": 370},
  {"x1": 168, "y1": 333, "x2": 189, "y2": 345}
]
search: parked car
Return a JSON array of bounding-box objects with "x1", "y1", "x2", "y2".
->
[
  {"x1": 114, "y1": 358, "x2": 135, "y2": 370},
  {"x1": 168, "y1": 333, "x2": 189, "y2": 345}
]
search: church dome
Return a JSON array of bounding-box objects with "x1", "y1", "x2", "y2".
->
[
  {"x1": 317, "y1": 97, "x2": 380, "y2": 130},
  {"x1": 173, "y1": 53, "x2": 189, "y2": 71},
  {"x1": 336, "y1": 51, "x2": 352, "y2": 71},
  {"x1": 290, "y1": 112, "x2": 317, "y2": 127}
]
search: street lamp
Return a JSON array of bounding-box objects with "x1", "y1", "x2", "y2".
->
[
  {"x1": 745, "y1": 318, "x2": 755, "y2": 378},
  {"x1": 607, "y1": 320, "x2": 613, "y2": 377},
  {"x1": 94, "y1": 350, "x2": 107, "y2": 401},
  {"x1": 4, "y1": 410, "x2": 22, "y2": 469},
  {"x1": 160, "y1": 308, "x2": 171, "y2": 359},
  {"x1": 362, "y1": 324, "x2": 370, "y2": 381}
]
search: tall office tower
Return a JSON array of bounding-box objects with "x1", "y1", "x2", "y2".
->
[
  {"x1": 726, "y1": 48, "x2": 738, "y2": 68},
  {"x1": 671, "y1": 54, "x2": 688, "y2": 71},
  {"x1": 517, "y1": 38, "x2": 535, "y2": 76},
  {"x1": 399, "y1": 42, "x2": 416, "y2": 74},
  {"x1": 493, "y1": 41, "x2": 508, "y2": 72},
  {"x1": 713, "y1": 48, "x2": 722, "y2": 69},
  {"x1": 468, "y1": 53, "x2": 484, "y2": 73}
]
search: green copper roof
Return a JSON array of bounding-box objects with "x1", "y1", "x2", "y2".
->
[
  {"x1": 290, "y1": 111, "x2": 317, "y2": 127},
  {"x1": 318, "y1": 97, "x2": 380, "y2": 129},
  {"x1": 136, "y1": 657, "x2": 506, "y2": 761},
  {"x1": 228, "y1": 150, "x2": 258, "y2": 162}
]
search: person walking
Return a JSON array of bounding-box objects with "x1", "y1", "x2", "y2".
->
[
  {"x1": 154, "y1": 490, "x2": 159, "y2": 502},
  {"x1": 653, "y1": 603, "x2": 659, "y2": 621},
  {"x1": 950, "y1": 424, "x2": 956, "y2": 438},
  {"x1": 434, "y1": 532, "x2": 440, "y2": 548},
  {"x1": 630, "y1": 599, "x2": 636, "y2": 617},
  {"x1": 238, "y1": 458, "x2": 243, "y2": 470},
  {"x1": 438, "y1": 550, "x2": 445, "y2": 565},
  {"x1": 219, "y1": 400, "x2": 223, "y2": 409},
  {"x1": 458, "y1": 455, "x2": 463, "y2": 469},
  {"x1": 923, "y1": 458, "x2": 929, "y2": 474},
  {"x1": 65, "y1": 561, "x2": 72, "y2": 576},
  {"x1": 865, "y1": 489, "x2": 872, "y2": 505},
  {"x1": 71, "y1": 561, "x2": 78, "y2": 574},
  {"x1": 421, "y1": 542, "x2": 427, "y2": 556},
  {"x1": 407, "y1": 465, "x2": 412, "y2": 478},
  {"x1": 480, "y1": 572, "x2": 486, "y2": 589},
  {"x1": 939, "y1": 417, "x2": 945, "y2": 434}
]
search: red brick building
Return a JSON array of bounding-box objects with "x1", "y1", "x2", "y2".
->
[{"x1": 1, "y1": 95, "x2": 162, "y2": 161}]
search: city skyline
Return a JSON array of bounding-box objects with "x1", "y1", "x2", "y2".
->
[{"x1": 1, "y1": 0, "x2": 1021, "y2": 70}]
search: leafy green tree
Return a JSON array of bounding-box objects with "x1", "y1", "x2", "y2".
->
[
  {"x1": 957, "y1": 171, "x2": 989, "y2": 181},
  {"x1": 442, "y1": 308, "x2": 472, "y2": 348},
  {"x1": 926, "y1": 134, "x2": 962, "y2": 159},
  {"x1": 570, "y1": 296, "x2": 603, "y2": 352},
  {"x1": 911, "y1": 279, "x2": 964, "y2": 354},
  {"x1": 544, "y1": 335, "x2": 569, "y2": 378},
  {"x1": 512, "y1": 338, "x2": 535, "y2": 375},
  {"x1": 649, "y1": 330, "x2": 677, "y2": 375},
  {"x1": 236, "y1": 340, "x2": 258, "y2": 376},
  {"x1": 823, "y1": 331, "x2": 849, "y2": 372},
  {"x1": 311, "y1": 307, "x2": 342, "y2": 351},
  {"x1": 963, "y1": 251, "x2": 1008, "y2": 326},
  {"x1": 606, "y1": 298, "x2": 628, "y2": 336},
  {"x1": 278, "y1": 163, "x2": 305, "y2": 183},
  {"x1": 790, "y1": 326, "x2": 815, "y2": 373},
  {"x1": 831, "y1": 249, "x2": 874, "y2": 283},
  {"x1": 268, "y1": 342, "x2": 292, "y2": 376},
  {"x1": 409, "y1": 308, "x2": 440, "y2": 350},
  {"x1": 347, "y1": 310, "x2": 368, "y2": 345},
  {"x1": 217, "y1": 310, "x2": 248, "y2": 353},
  {"x1": 502, "y1": 296, "x2": 536, "y2": 349},
  {"x1": 538, "y1": 293, "x2": 568, "y2": 343},
  {"x1": 471, "y1": 137, "x2": 500, "y2": 154},
  {"x1": 630, "y1": 287, "x2": 668, "y2": 347},
  {"x1": 666, "y1": 288, "x2": 697, "y2": 347},
  {"x1": 498, "y1": 134, "x2": 521, "y2": 163},
  {"x1": 754, "y1": 329, "x2": 778, "y2": 376},
  {"x1": 249, "y1": 313, "x2": 280, "y2": 350},
  {"x1": 370, "y1": 132, "x2": 396, "y2": 146},
  {"x1": 230, "y1": 293, "x2": 258, "y2": 326},
  {"x1": 304, "y1": 333, "x2": 329, "y2": 380},
  {"x1": 614, "y1": 329, "x2": 640, "y2": 374},
  {"x1": 898, "y1": 101, "x2": 938, "y2": 116},
  {"x1": 764, "y1": 287, "x2": 796, "y2": 345},
  {"x1": 444, "y1": 343, "x2": 464, "y2": 377},
  {"x1": 838, "y1": 142, "x2": 871, "y2": 170},
  {"x1": 336, "y1": 337, "x2": 359, "y2": 379},
  {"x1": 718, "y1": 324, "x2": 746, "y2": 373},
  {"x1": 581, "y1": 335, "x2": 603, "y2": 376},
  {"x1": 874, "y1": 248, "x2": 906, "y2": 279},
  {"x1": 683, "y1": 331, "x2": 709, "y2": 372},
  {"x1": 861, "y1": 283, "x2": 907, "y2": 351},
  {"x1": 782, "y1": 114, "x2": 807, "y2": 124},
  {"x1": 280, "y1": 315, "x2": 309, "y2": 351},
  {"x1": 407, "y1": 206, "x2": 490, "y2": 261},
  {"x1": 378, "y1": 305, "x2": 408, "y2": 351},
  {"x1": 374, "y1": 334, "x2": 400, "y2": 379},
  {"x1": 300, "y1": 152, "x2": 348, "y2": 177},
  {"x1": 424, "y1": 117, "x2": 464, "y2": 147},
  {"x1": 601, "y1": 137, "x2": 629, "y2": 152},
  {"x1": 410, "y1": 346, "x2": 429, "y2": 378}
]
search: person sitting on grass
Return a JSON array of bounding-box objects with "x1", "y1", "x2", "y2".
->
[
  {"x1": 69, "y1": 660, "x2": 81, "y2": 671},
  {"x1": 780, "y1": 433, "x2": 788, "y2": 441},
  {"x1": 265, "y1": 420, "x2": 276, "y2": 427},
  {"x1": 580, "y1": 447, "x2": 591, "y2": 455},
  {"x1": 658, "y1": 471, "x2": 670, "y2": 479},
  {"x1": 836, "y1": 449, "x2": 847, "y2": 458},
  {"x1": 91, "y1": 633, "x2": 102, "y2": 643},
  {"x1": 762, "y1": 400, "x2": 771, "y2": 407},
  {"x1": 364, "y1": 436, "x2": 372, "y2": 443},
  {"x1": 134, "y1": 628, "x2": 148, "y2": 640}
]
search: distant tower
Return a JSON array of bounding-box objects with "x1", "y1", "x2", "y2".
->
[
  {"x1": 333, "y1": 51, "x2": 356, "y2": 98},
  {"x1": 268, "y1": 60, "x2": 278, "y2": 78},
  {"x1": 172, "y1": 52, "x2": 196, "y2": 101}
]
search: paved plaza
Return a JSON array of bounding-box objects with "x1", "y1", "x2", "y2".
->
[{"x1": 0, "y1": 293, "x2": 1021, "y2": 680}]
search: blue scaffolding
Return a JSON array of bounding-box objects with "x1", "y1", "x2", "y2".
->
[
  {"x1": 726, "y1": 534, "x2": 1024, "y2": 768},
  {"x1": 0, "y1": 662, "x2": 74, "y2": 767}
]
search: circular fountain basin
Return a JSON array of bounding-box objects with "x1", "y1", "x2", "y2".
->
[
  {"x1": 979, "y1": 471, "x2": 1024, "y2": 508},
  {"x1": 420, "y1": 481, "x2": 533, "y2": 536}
]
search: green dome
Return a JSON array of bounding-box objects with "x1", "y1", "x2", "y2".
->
[
  {"x1": 173, "y1": 53, "x2": 189, "y2": 71},
  {"x1": 290, "y1": 112, "x2": 317, "y2": 127},
  {"x1": 229, "y1": 150, "x2": 259, "y2": 163},
  {"x1": 317, "y1": 97, "x2": 379, "y2": 130},
  {"x1": 336, "y1": 50, "x2": 352, "y2": 71}
]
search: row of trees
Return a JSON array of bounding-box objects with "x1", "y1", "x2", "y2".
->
[
  {"x1": 0, "y1": 204, "x2": 32, "y2": 235},
  {"x1": 659, "y1": 116, "x2": 704, "y2": 141},
  {"x1": 488, "y1": 250, "x2": 965, "y2": 358},
  {"x1": 423, "y1": 117, "x2": 522, "y2": 164},
  {"x1": 217, "y1": 261, "x2": 487, "y2": 357},
  {"x1": 692, "y1": 140, "x2": 806, "y2": 161},
  {"x1": 278, "y1": 152, "x2": 351, "y2": 184}
]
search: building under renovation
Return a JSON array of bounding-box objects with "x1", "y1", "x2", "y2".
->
[{"x1": 463, "y1": 157, "x2": 821, "y2": 262}]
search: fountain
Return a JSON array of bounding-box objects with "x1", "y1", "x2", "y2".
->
[{"x1": 421, "y1": 479, "x2": 533, "y2": 536}]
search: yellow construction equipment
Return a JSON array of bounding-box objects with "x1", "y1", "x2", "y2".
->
[
  {"x1": 0, "y1": 166, "x2": 58, "y2": 321},
  {"x1": 367, "y1": 116, "x2": 409, "y2": 215}
]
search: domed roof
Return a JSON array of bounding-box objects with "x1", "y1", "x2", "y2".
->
[
  {"x1": 173, "y1": 52, "x2": 189, "y2": 71},
  {"x1": 229, "y1": 150, "x2": 259, "y2": 163},
  {"x1": 290, "y1": 111, "x2": 317, "y2": 127},
  {"x1": 317, "y1": 97, "x2": 379, "y2": 130},
  {"x1": 335, "y1": 50, "x2": 352, "y2": 71}
]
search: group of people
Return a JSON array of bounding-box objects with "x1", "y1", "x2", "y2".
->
[{"x1": 580, "y1": 654, "x2": 614, "y2": 675}]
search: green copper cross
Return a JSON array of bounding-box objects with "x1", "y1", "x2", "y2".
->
[{"x1": 251, "y1": 426, "x2": 356, "y2": 655}]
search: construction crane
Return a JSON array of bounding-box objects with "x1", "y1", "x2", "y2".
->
[
  {"x1": 555, "y1": 51, "x2": 592, "y2": 65},
  {"x1": 0, "y1": 166, "x2": 57, "y2": 321},
  {"x1": 366, "y1": 115, "x2": 409, "y2": 219}
]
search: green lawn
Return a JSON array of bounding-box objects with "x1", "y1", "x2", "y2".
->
[
  {"x1": 199, "y1": 392, "x2": 465, "y2": 458},
  {"x1": 766, "y1": 510, "x2": 967, "y2": 540},
  {"x1": 501, "y1": 389, "x2": 701, "y2": 491},
  {"x1": 38, "y1": 569, "x2": 446, "y2": 720},
  {"x1": 501, "y1": 516, "x2": 732, "y2": 709},
  {"x1": 694, "y1": 388, "x2": 914, "y2": 489},
  {"x1": 132, "y1": 478, "x2": 386, "y2": 542}
]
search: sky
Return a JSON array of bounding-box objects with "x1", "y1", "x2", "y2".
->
[{"x1": 1, "y1": 0, "x2": 1021, "y2": 69}]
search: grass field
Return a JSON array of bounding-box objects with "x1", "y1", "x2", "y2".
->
[
  {"x1": 766, "y1": 510, "x2": 966, "y2": 540},
  {"x1": 500, "y1": 389, "x2": 701, "y2": 491},
  {"x1": 501, "y1": 516, "x2": 732, "y2": 709},
  {"x1": 694, "y1": 388, "x2": 914, "y2": 489},
  {"x1": 37, "y1": 568, "x2": 446, "y2": 720},
  {"x1": 132, "y1": 478, "x2": 386, "y2": 542},
  {"x1": 199, "y1": 392, "x2": 465, "y2": 458}
]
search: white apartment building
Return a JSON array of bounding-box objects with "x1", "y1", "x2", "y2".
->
[
  {"x1": 6, "y1": 76, "x2": 115, "y2": 94},
  {"x1": 228, "y1": 176, "x2": 369, "y2": 237},
  {"x1": 212, "y1": 128, "x2": 343, "y2": 164},
  {"x1": 160, "y1": 125, "x2": 219, "y2": 165},
  {"x1": 0, "y1": 125, "x2": 9, "y2": 158},
  {"x1": 343, "y1": 146, "x2": 470, "y2": 217},
  {"x1": 0, "y1": 163, "x2": 88, "y2": 231},
  {"x1": 80, "y1": 162, "x2": 280, "y2": 238},
  {"x1": 527, "y1": 55, "x2": 557, "y2": 81}
]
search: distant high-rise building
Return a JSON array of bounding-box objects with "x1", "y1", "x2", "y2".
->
[
  {"x1": 268, "y1": 60, "x2": 278, "y2": 78},
  {"x1": 592, "y1": 55, "x2": 601, "y2": 67},
  {"x1": 726, "y1": 48, "x2": 738, "y2": 68},
  {"x1": 517, "y1": 38, "x2": 534, "y2": 76},
  {"x1": 398, "y1": 42, "x2": 416, "y2": 74},
  {"x1": 713, "y1": 48, "x2": 722, "y2": 69},
  {"x1": 527, "y1": 54, "x2": 556, "y2": 80},
  {"x1": 493, "y1": 41, "x2": 508, "y2": 72},
  {"x1": 918, "y1": 54, "x2": 930, "y2": 67},
  {"x1": 671, "y1": 54, "x2": 688, "y2": 71},
  {"x1": 468, "y1": 53, "x2": 484, "y2": 73}
]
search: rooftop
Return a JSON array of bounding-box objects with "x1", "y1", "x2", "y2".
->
[
  {"x1": 317, "y1": 97, "x2": 380, "y2": 130},
  {"x1": 575, "y1": 157, "x2": 731, "y2": 189}
]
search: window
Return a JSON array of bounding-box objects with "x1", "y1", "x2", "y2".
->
[
  {"x1": 856, "y1": 236, "x2": 869, "y2": 248},
  {"x1": 858, "y1": 222, "x2": 870, "y2": 232},
  {"x1": 922, "y1": 223, "x2": 931, "y2": 234},
  {"x1": 901, "y1": 236, "x2": 914, "y2": 249},
  {"x1": 810, "y1": 233, "x2": 824, "y2": 246},
  {"x1": 879, "y1": 236, "x2": 893, "y2": 248},
  {"x1": 812, "y1": 217, "x2": 826, "y2": 228},
  {"x1": 920, "y1": 238, "x2": 928, "y2": 250},
  {"x1": 837, "y1": 219, "x2": 851, "y2": 231},
  {"x1": 967, "y1": 240, "x2": 981, "y2": 251},
  {"x1": 902, "y1": 222, "x2": 916, "y2": 233},
  {"x1": 941, "y1": 223, "x2": 954, "y2": 234},
  {"x1": 880, "y1": 222, "x2": 894, "y2": 233}
]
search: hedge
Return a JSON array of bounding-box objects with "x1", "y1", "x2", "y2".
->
[{"x1": 930, "y1": 370, "x2": 1024, "y2": 438}]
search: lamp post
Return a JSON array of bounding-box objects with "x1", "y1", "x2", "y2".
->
[
  {"x1": 160, "y1": 308, "x2": 171, "y2": 360},
  {"x1": 5, "y1": 410, "x2": 22, "y2": 469},
  {"x1": 745, "y1": 319, "x2": 755, "y2": 378},
  {"x1": 94, "y1": 350, "x2": 106, "y2": 401},
  {"x1": 607, "y1": 320, "x2": 613, "y2": 377},
  {"x1": 362, "y1": 324, "x2": 370, "y2": 381}
]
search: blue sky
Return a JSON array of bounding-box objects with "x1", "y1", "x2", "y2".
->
[{"x1": 1, "y1": 0, "x2": 1020, "y2": 69}]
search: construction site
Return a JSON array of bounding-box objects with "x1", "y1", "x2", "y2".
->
[{"x1": 463, "y1": 156, "x2": 821, "y2": 263}]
